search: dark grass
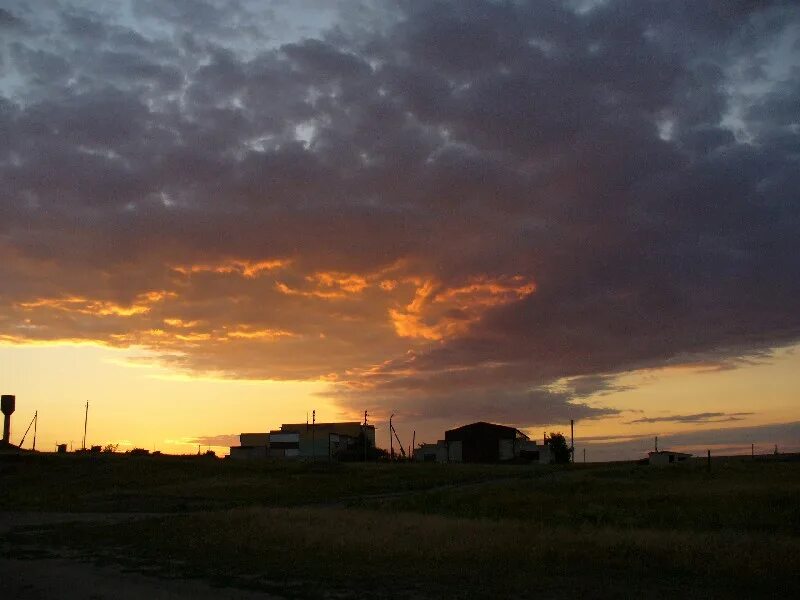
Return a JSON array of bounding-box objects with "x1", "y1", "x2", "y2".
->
[
  {"x1": 2, "y1": 455, "x2": 799, "y2": 598},
  {"x1": 0, "y1": 453, "x2": 535, "y2": 512},
  {"x1": 11, "y1": 506, "x2": 800, "y2": 599},
  {"x1": 347, "y1": 459, "x2": 800, "y2": 534}
]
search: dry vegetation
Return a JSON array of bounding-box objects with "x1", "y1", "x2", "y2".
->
[{"x1": 2, "y1": 454, "x2": 799, "y2": 598}]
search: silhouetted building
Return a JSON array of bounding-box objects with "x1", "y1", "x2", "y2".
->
[
  {"x1": 229, "y1": 422, "x2": 375, "y2": 460},
  {"x1": 414, "y1": 422, "x2": 552, "y2": 464},
  {"x1": 230, "y1": 433, "x2": 269, "y2": 460},
  {"x1": 415, "y1": 442, "x2": 451, "y2": 463},
  {"x1": 648, "y1": 450, "x2": 692, "y2": 465},
  {"x1": 446, "y1": 422, "x2": 529, "y2": 462}
]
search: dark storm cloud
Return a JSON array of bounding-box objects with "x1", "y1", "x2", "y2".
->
[
  {"x1": 1, "y1": 1, "x2": 799, "y2": 425},
  {"x1": 0, "y1": 8, "x2": 22, "y2": 29}
]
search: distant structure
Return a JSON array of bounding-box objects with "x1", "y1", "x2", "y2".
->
[
  {"x1": 413, "y1": 422, "x2": 553, "y2": 464},
  {"x1": 230, "y1": 421, "x2": 376, "y2": 460},
  {"x1": 648, "y1": 450, "x2": 692, "y2": 465},
  {"x1": 1, "y1": 395, "x2": 16, "y2": 448}
]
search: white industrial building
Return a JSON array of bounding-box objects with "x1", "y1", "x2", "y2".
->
[{"x1": 229, "y1": 421, "x2": 375, "y2": 460}]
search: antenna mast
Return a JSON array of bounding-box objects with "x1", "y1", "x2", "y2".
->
[
  {"x1": 389, "y1": 413, "x2": 394, "y2": 460},
  {"x1": 390, "y1": 418, "x2": 406, "y2": 459},
  {"x1": 19, "y1": 412, "x2": 38, "y2": 448}
]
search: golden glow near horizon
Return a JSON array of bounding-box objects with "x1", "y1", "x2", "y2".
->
[
  {"x1": 0, "y1": 343, "x2": 336, "y2": 455},
  {"x1": 545, "y1": 346, "x2": 800, "y2": 457},
  {"x1": 2, "y1": 340, "x2": 798, "y2": 458}
]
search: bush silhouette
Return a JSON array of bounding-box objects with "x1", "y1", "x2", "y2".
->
[{"x1": 548, "y1": 432, "x2": 571, "y2": 464}]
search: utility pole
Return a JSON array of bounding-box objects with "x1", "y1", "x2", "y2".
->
[
  {"x1": 655, "y1": 436, "x2": 658, "y2": 452},
  {"x1": 751, "y1": 443, "x2": 754, "y2": 458},
  {"x1": 82, "y1": 401, "x2": 88, "y2": 451},
  {"x1": 570, "y1": 419, "x2": 574, "y2": 464},
  {"x1": 389, "y1": 413, "x2": 395, "y2": 461},
  {"x1": 411, "y1": 430, "x2": 416, "y2": 461},
  {"x1": 583, "y1": 448, "x2": 586, "y2": 463},
  {"x1": 363, "y1": 410, "x2": 368, "y2": 462},
  {"x1": 311, "y1": 409, "x2": 316, "y2": 461},
  {"x1": 32, "y1": 411, "x2": 37, "y2": 451}
]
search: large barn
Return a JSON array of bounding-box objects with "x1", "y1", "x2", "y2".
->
[
  {"x1": 445, "y1": 422, "x2": 529, "y2": 462},
  {"x1": 414, "y1": 422, "x2": 552, "y2": 464}
]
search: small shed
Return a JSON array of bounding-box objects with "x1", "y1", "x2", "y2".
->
[{"x1": 648, "y1": 450, "x2": 692, "y2": 465}]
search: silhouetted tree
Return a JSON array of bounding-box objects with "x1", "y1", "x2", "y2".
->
[
  {"x1": 547, "y1": 432, "x2": 571, "y2": 464},
  {"x1": 337, "y1": 431, "x2": 389, "y2": 462}
]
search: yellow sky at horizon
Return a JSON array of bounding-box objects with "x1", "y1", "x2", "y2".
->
[
  {"x1": 0, "y1": 343, "x2": 336, "y2": 454},
  {"x1": 1, "y1": 341, "x2": 798, "y2": 458}
]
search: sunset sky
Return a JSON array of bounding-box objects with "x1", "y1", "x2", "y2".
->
[{"x1": 1, "y1": 1, "x2": 798, "y2": 459}]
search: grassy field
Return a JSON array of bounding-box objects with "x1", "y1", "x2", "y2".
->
[
  {"x1": 0, "y1": 453, "x2": 529, "y2": 512},
  {"x1": 2, "y1": 454, "x2": 799, "y2": 598}
]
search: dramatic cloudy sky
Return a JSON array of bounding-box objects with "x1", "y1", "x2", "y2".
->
[{"x1": 1, "y1": 0, "x2": 798, "y2": 457}]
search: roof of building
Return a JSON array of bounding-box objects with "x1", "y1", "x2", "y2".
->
[
  {"x1": 445, "y1": 421, "x2": 529, "y2": 440},
  {"x1": 648, "y1": 450, "x2": 692, "y2": 457},
  {"x1": 280, "y1": 422, "x2": 373, "y2": 429}
]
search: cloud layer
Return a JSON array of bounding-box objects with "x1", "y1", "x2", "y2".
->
[{"x1": 1, "y1": 1, "x2": 799, "y2": 426}]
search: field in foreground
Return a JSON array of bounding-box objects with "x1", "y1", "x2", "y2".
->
[{"x1": 2, "y1": 454, "x2": 799, "y2": 598}]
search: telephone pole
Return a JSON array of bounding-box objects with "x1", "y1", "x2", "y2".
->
[
  {"x1": 363, "y1": 410, "x2": 368, "y2": 462},
  {"x1": 82, "y1": 401, "x2": 88, "y2": 450},
  {"x1": 570, "y1": 419, "x2": 574, "y2": 464},
  {"x1": 389, "y1": 414, "x2": 395, "y2": 461},
  {"x1": 311, "y1": 409, "x2": 316, "y2": 460}
]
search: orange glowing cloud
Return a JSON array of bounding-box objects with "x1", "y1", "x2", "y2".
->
[
  {"x1": 276, "y1": 270, "x2": 369, "y2": 299},
  {"x1": 108, "y1": 324, "x2": 296, "y2": 348},
  {"x1": 390, "y1": 275, "x2": 536, "y2": 341},
  {"x1": 307, "y1": 271, "x2": 369, "y2": 294},
  {"x1": 172, "y1": 258, "x2": 288, "y2": 278},
  {"x1": 225, "y1": 326, "x2": 295, "y2": 340},
  {"x1": 163, "y1": 318, "x2": 201, "y2": 328},
  {"x1": 17, "y1": 291, "x2": 175, "y2": 317}
]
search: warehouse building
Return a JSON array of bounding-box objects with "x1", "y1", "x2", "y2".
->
[
  {"x1": 413, "y1": 422, "x2": 553, "y2": 464},
  {"x1": 648, "y1": 450, "x2": 692, "y2": 465},
  {"x1": 229, "y1": 432, "x2": 270, "y2": 460},
  {"x1": 229, "y1": 421, "x2": 375, "y2": 460}
]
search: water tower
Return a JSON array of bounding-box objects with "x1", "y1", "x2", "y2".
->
[{"x1": 1, "y1": 394, "x2": 15, "y2": 445}]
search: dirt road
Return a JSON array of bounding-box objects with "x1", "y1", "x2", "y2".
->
[{"x1": 0, "y1": 512, "x2": 285, "y2": 599}]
